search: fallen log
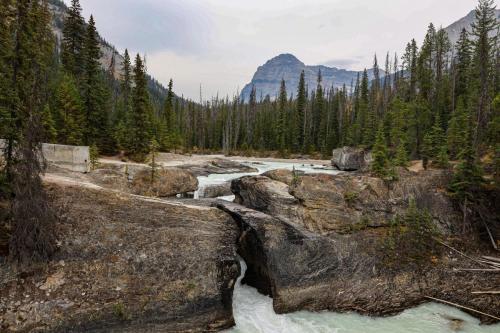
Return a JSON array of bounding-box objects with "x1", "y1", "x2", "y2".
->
[{"x1": 425, "y1": 296, "x2": 500, "y2": 321}]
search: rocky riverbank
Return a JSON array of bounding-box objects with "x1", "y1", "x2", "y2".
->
[
  {"x1": 218, "y1": 168, "x2": 500, "y2": 324},
  {"x1": 0, "y1": 184, "x2": 240, "y2": 332},
  {"x1": 1, "y1": 160, "x2": 498, "y2": 332}
]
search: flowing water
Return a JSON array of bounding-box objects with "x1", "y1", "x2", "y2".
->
[
  {"x1": 225, "y1": 260, "x2": 499, "y2": 333},
  {"x1": 194, "y1": 160, "x2": 499, "y2": 333}
]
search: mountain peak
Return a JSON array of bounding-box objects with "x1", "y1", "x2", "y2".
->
[{"x1": 266, "y1": 53, "x2": 304, "y2": 66}]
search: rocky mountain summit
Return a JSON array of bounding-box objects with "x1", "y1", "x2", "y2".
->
[
  {"x1": 240, "y1": 53, "x2": 381, "y2": 102},
  {"x1": 444, "y1": 9, "x2": 500, "y2": 46}
]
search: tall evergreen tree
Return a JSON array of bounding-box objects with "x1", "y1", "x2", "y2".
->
[
  {"x1": 61, "y1": 0, "x2": 85, "y2": 76},
  {"x1": 296, "y1": 70, "x2": 306, "y2": 151},
  {"x1": 129, "y1": 54, "x2": 152, "y2": 161},
  {"x1": 277, "y1": 78, "x2": 287, "y2": 153},
  {"x1": 82, "y1": 15, "x2": 110, "y2": 150},
  {"x1": 469, "y1": 0, "x2": 498, "y2": 146}
]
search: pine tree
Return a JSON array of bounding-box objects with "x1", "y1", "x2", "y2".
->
[
  {"x1": 61, "y1": 0, "x2": 85, "y2": 76},
  {"x1": 454, "y1": 28, "x2": 472, "y2": 101},
  {"x1": 42, "y1": 104, "x2": 57, "y2": 143},
  {"x1": 372, "y1": 125, "x2": 390, "y2": 178},
  {"x1": 277, "y1": 79, "x2": 287, "y2": 154},
  {"x1": 129, "y1": 54, "x2": 152, "y2": 161},
  {"x1": 447, "y1": 98, "x2": 468, "y2": 159},
  {"x1": 54, "y1": 73, "x2": 85, "y2": 145},
  {"x1": 296, "y1": 70, "x2": 306, "y2": 151},
  {"x1": 394, "y1": 139, "x2": 409, "y2": 167},
  {"x1": 82, "y1": 15, "x2": 111, "y2": 151},
  {"x1": 449, "y1": 118, "x2": 484, "y2": 224},
  {"x1": 469, "y1": 0, "x2": 498, "y2": 146},
  {"x1": 9, "y1": 0, "x2": 57, "y2": 263}
]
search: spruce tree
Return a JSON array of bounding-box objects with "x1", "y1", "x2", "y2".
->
[
  {"x1": 454, "y1": 28, "x2": 472, "y2": 101},
  {"x1": 129, "y1": 54, "x2": 152, "y2": 161},
  {"x1": 61, "y1": 0, "x2": 85, "y2": 76},
  {"x1": 447, "y1": 98, "x2": 468, "y2": 159},
  {"x1": 372, "y1": 125, "x2": 390, "y2": 178},
  {"x1": 9, "y1": 0, "x2": 57, "y2": 263},
  {"x1": 469, "y1": 0, "x2": 498, "y2": 145},
  {"x1": 277, "y1": 79, "x2": 287, "y2": 154},
  {"x1": 42, "y1": 104, "x2": 57, "y2": 143},
  {"x1": 296, "y1": 70, "x2": 306, "y2": 151},
  {"x1": 82, "y1": 15, "x2": 111, "y2": 151},
  {"x1": 449, "y1": 118, "x2": 484, "y2": 224},
  {"x1": 55, "y1": 73, "x2": 84, "y2": 145}
]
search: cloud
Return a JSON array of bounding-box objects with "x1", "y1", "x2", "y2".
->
[
  {"x1": 321, "y1": 56, "x2": 365, "y2": 69},
  {"x1": 79, "y1": 0, "x2": 213, "y2": 55},
  {"x1": 72, "y1": 0, "x2": 477, "y2": 100}
]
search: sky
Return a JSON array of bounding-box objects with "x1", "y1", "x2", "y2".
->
[{"x1": 69, "y1": 0, "x2": 483, "y2": 100}]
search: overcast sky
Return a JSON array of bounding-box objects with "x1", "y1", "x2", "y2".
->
[{"x1": 70, "y1": 0, "x2": 483, "y2": 100}]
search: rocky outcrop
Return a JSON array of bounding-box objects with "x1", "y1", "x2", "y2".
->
[
  {"x1": 0, "y1": 184, "x2": 240, "y2": 333},
  {"x1": 180, "y1": 159, "x2": 258, "y2": 177},
  {"x1": 200, "y1": 182, "x2": 233, "y2": 199},
  {"x1": 232, "y1": 176, "x2": 302, "y2": 225},
  {"x1": 331, "y1": 146, "x2": 372, "y2": 171},
  {"x1": 262, "y1": 169, "x2": 304, "y2": 186},
  {"x1": 132, "y1": 168, "x2": 198, "y2": 197},
  {"x1": 216, "y1": 200, "x2": 500, "y2": 323},
  {"x1": 233, "y1": 169, "x2": 460, "y2": 234}
]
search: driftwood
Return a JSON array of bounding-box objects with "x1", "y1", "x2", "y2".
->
[
  {"x1": 425, "y1": 296, "x2": 500, "y2": 321},
  {"x1": 471, "y1": 291, "x2": 500, "y2": 295},
  {"x1": 482, "y1": 256, "x2": 500, "y2": 264},
  {"x1": 434, "y1": 239, "x2": 491, "y2": 268},
  {"x1": 453, "y1": 268, "x2": 500, "y2": 272}
]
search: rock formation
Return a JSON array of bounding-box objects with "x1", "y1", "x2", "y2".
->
[
  {"x1": 331, "y1": 146, "x2": 372, "y2": 171},
  {"x1": 218, "y1": 169, "x2": 500, "y2": 323},
  {"x1": 0, "y1": 184, "x2": 240, "y2": 332}
]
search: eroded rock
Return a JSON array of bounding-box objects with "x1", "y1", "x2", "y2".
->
[
  {"x1": 216, "y1": 200, "x2": 500, "y2": 323},
  {"x1": 0, "y1": 184, "x2": 239, "y2": 333},
  {"x1": 331, "y1": 146, "x2": 372, "y2": 171},
  {"x1": 200, "y1": 182, "x2": 232, "y2": 199},
  {"x1": 131, "y1": 167, "x2": 198, "y2": 197}
]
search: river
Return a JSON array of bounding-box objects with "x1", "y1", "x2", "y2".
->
[{"x1": 195, "y1": 160, "x2": 499, "y2": 333}]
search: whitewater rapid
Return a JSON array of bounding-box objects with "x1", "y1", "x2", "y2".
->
[{"x1": 226, "y1": 260, "x2": 499, "y2": 333}]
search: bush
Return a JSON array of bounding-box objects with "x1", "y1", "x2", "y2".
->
[{"x1": 382, "y1": 198, "x2": 441, "y2": 270}]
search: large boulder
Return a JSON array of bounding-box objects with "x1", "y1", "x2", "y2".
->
[
  {"x1": 0, "y1": 184, "x2": 240, "y2": 332},
  {"x1": 200, "y1": 182, "x2": 233, "y2": 199},
  {"x1": 331, "y1": 146, "x2": 372, "y2": 171},
  {"x1": 132, "y1": 167, "x2": 198, "y2": 197}
]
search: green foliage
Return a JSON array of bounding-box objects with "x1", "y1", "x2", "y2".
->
[
  {"x1": 89, "y1": 143, "x2": 99, "y2": 170},
  {"x1": 393, "y1": 138, "x2": 409, "y2": 167},
  {"x1": 383, "y1": 199, "x2": 441, "y2": 269},
  {"x1": 449, "y1": 126, "x2": 485, "y2": 205},
  {"x1": 61, "y1": 0, "x2": 85, "y2": 76},
  {"x1": 344, "y1": 191, "x2": 359, "y2": 206},
  {"x1": 371, "y1": 125, "x2": 390, "y2": 178},
  {"x1": 128, "y1": 54, "x2": 152, "y2": 162},
  {"x1": 42, "y1": 104, "x2": 57, "y2": 143},
  {"x1": 149, "y1": 139, "x2": 159, "y2": 183},
  {"x1": 54, "y1": 73, "x2": 85, "y2": 145},
  {"x1": 434, "y1": 144, "x2": 450, "y2": 169}
]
